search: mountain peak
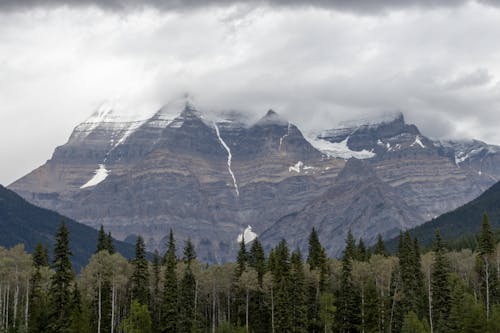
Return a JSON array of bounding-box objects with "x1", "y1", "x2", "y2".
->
[{"x1": 256, "y1": 109, "x2": 288, "y2": 126}]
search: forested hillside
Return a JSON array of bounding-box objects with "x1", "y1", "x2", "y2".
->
[
  {"x1": 385, "y1": 180, "x2": 500, "y2": 252},
  {"x1": 1, "y1": 215, "x2": 499, "y2": 332},
  {"x1": 0, "y1": 185, "x2": 135, "y2": 269}
]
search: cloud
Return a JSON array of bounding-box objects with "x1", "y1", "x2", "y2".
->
[
  {"x1": 1, "y1": 2, "x2": 500, "y2": 185},
  {"x1": 1, "y1": 0, "x2": 499, "y2": 14}
]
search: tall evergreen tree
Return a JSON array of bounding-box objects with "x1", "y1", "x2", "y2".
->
[
  {"x1": 430, "y1": 230, "x2": 451, "y2": 333},
  {"x1": 161, "y1": 229, "x2": 178, "y2": 333},
  {"x1": 106, "y1": 232, "x2": 115, "y2": 254},
  {"x1": 357, "y1": 238, "x2": 369, "y2": 262},
  {"x1": 290, "y1": 250, "x2": 308, "y2": 333},
  {"x1": 374, "y1": 234, "x2": 387, "y2": 257},
  {"x1": 96, "y1": 225, "x2": 107, "y2": 253},
  {"x1": 151, "y1": 250, "x2": 161, "y2": 332},
  {"x1": 235, "y1": 236, "x2": 247, "y2": 278},
  {"x1": 273, "y1": 240, "x2": 293, "y2": 332},
  {"x1": 48, "y1": 222, "x2": 75, "y2": 333},
  {"x1": 178, "y1": 266, "x2": 196, "y2": 333},
  {"x1": 183, "y1": 238, "x2": 196, "y2": 265},
  {"x1": 336, "y1": 233, "x2": 360, "y2": 333},
  {"x1": 249, "y1": 238, "x2": 266, "y2": 287},
  {"x1": 476, "y1": 213, "x2": 498, "y2": 318},
  {"x1": 29, "y1": 243, "x2": 50, "y2": 333},
  {"x1": 131, "y1": 235, "x2": 150, "y2": 305}
]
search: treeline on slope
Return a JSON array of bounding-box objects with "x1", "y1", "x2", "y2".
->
[
  {"x1": 1, "y1": 216, "x2": 500, "y2": 333},
  {"x1": 385, "y1": 180, "x2": 500, "y2": 252},
  {"x1": 0, "y1": 185, "x2": 136, "y2": 270}
]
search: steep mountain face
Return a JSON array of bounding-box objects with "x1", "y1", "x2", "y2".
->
[
  {"x1": 384, "y1": 180, "x2": 500, "y2": 251},
  {"x1": 0, "y1": 185, "x2": 135, "y2": 270},
  {"x1": 9, "y1": 103, "x2": 500, "y2": 260},
  {"x1": 260, "y1": 159, "x2": 422, "y2": 255}
]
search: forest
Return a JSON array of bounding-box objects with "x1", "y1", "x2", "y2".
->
[{"x1": 0, "y1": 214, "x2": 499, "y2": 333}]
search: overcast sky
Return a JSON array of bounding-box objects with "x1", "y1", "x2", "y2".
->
[{"x1": 1, "y1": 0, "x2": 500, "y2": 185}]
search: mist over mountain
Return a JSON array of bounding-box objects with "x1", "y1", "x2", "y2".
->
[{"x1": 8, "y1": 99, "x2": 500, "y2": 261}]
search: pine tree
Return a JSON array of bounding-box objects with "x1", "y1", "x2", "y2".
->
[
  {"x1": 29, "y1": 243, "x2": 50, "y2": 333},
  {"x1": 131, "y1": 235, "x2": 150, "y2": 305},
  {"x1": 374, "y1": 234, "x2": 387, "y2": 257},
  {"x1": 178, "y1": 266, "x2": 196, "y2": 333},
  {"x1": 235, "y1": 236, "x2": 247, "y2": 278},
  {"x1": 48, "y1": 222, "x2": 75, "y2": 333},
  {"x1": 33, "y1": 242, "x2": 49, "y2": 267},
  {"x1": 344, "y1": 230, "x2": 357, "y2": 261},
  {"x1": 96, "y1": 225, "x2": 107, "y2": 253},
  {"x1": 476, "y1": 213, "x2": 498, "y2": 319},
  {"x1": 162, "y1": 229, "x2": 178, "y2": 333},
  {"x1": 430, "y1": 230, "x2": 451, "y2": 333},
  {"x1": 106, "y1": 232, "x2": 115, "y2": 254},
  {"x1": 249, "y1": 238, "x2": 266, "y2": 287},
  {"x1": 336, "y1": 233, "x2": 361, "y2": 333},
  {"x1": 357, "y1": 238, "x2": 369, "y2": 262},
  {"x1": 307, "y1": 228, "x2": 328, "y2": 291},
  {"x1": 290, "y1": 250, "x2": 308, "y2": 333},
  {"x1": 151, "y1": 250, "x2": 161, "y2": 332},
  {"x1": 183, "y1": 238, "x2": 196, "y2": 265},
  {"x1": 273, "y1": 240, "x2": 293, "y2": 332}
]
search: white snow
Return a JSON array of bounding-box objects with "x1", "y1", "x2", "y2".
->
[
  {"x1": 237, "y1": 225, "x2": 257, "y2": 244},
  {"x1": 307, "y1": 136, "x2": 376, "y2": 160},
  {"x1": 411, "y1": 135, "x2": 426, "y2": 148},
  {"x1": 289, "y1": 161, "x2": 304, "y2": 173},
  {"x1": 279, "y1": 123, "x2": 292, "y2": 151},
  {"x1": 80, "y1": 164, "x2": 109, "y2": 189},
  {"x1": 214, "y1": 122, "x2": 240, "y2": 197}
]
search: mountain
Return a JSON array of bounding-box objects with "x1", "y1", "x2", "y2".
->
[
  {"x1": 0, "y1": 184, "x2": 135, "y2": 270},
  {"x1": 8, "y1": 101, "x2": 500, "y2": 260},
  {"x1": 385, "y1": 180, "x2": 500, "y2": 251}
]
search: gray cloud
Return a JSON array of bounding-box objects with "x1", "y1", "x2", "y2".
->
[
  {"x1": 1, "y1": 0, "x2": 498, "y2": 14},
  {"x1": 1, "y1": 3, "x2": 500, "y2": 185}
]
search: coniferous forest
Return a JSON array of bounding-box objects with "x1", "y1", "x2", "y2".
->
[{"x1": 0, "y1": 215, "x2": 500, "y2": 333}]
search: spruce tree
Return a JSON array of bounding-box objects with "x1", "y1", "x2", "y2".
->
[
  {"x1": 357, "y1": 238, "x2": 369, "y2": 262},
  {"x1": 151, "y1": 250, "x2": 161, "y2": 332},
  {"x1": 183, "y1": 238, "x2": 196, "y2": 265},
  {"x1": 106, "y1": 232, "x2": 115, "y2": 254},
  {"x1": 48, "y1": 222, "x2": 75, "y2": 333},
  {"x1": 131, "y1": 235, "x2": 150, "y2": 305},
  {"x1": 430, "y1": 230, "x2": 451, "y2": 333},
  {"x1": 249, "y1": 238, "x2": 266, "y2": 287},
  {"x1": 290, "y1": 250, "x2": 308, "y2": 333},
  {"x1": 178, "y1": 266, "x2": 196, "y2": 333},
  {"x1": 96, "y1": 225, "x2": 107, "y2": 253},
  {"x1": 374, "y1": 234, "x2": 387, "y2": 256},
  {"x1": 30, "y1": 243, "x2": 50, "y2": 333},
  {"x1": 476, "y1": 213, "x2": 498, "y2": 319},
  {"x1": 162, "y1": 229, "x2": 178, "y2": 333},
  {"x1": 273, "y1": 240, "x2": 293, "y2": 332},
  {"x1": 336, "y1": 233, "x2": 360, "y2": 333},
  {"x1": 235, "y1": 236, "x2": 247, "y2": 278}
]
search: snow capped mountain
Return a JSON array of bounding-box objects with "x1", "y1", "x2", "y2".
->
[{"x1": 8, "y1": 101, "x2": 500, "y2": 261}]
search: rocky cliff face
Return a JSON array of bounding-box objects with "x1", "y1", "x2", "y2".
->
[{"x1": 9, "y1": 103, "x2": 500, "y2": 260}]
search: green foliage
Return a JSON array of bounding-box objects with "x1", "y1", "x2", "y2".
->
[
  {"x1": 178, "y1": 266, "x2": 196, "y2": 333},
  {"x1": 235, "y1": 237, "x2": 247, "y2": 278},
  {"x1": 401, "y1": 311, "x2": 429, "y2": 333},
  {"x1": 48, "y1": 221, "x2": 75, "y2": 333},
  {"x1": 320, "y1": 292, "x2": 336, "y2": 333},
  {"x1": 131, "y1": 235, "x2": 150, "y2": 305},
  {"x1": 374, "y1": 234, "x2": 387, "y2": 256},
  {"x1": 162, "y1": 229, "x2": 178, "y2": 333},
  {"x1": 183, "y1": 238, "x2": 196, "y2": 265},
  {"x1": 430, "y1": 230, "x2": 451, "y2": 332},
  {"x1": 120, "y1": 300, "x2": 153, "y2": 333}
]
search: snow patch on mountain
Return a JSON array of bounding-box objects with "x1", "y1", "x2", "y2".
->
[
  {"x1": 237, "y1": 225, "x2": 257, "y2": 244},
  {"x1": 411, "y1": 135, "x2": 426, "y2": 148},
  {"x1": 307, "y1": 136, "x2": 376, "y2": 160},
  {"x1": 80, "y1": 164, "x2": 109, "y2": 188},
  {"x1": 214, "y1": 122, "x2": 240, "y2": 197}
]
